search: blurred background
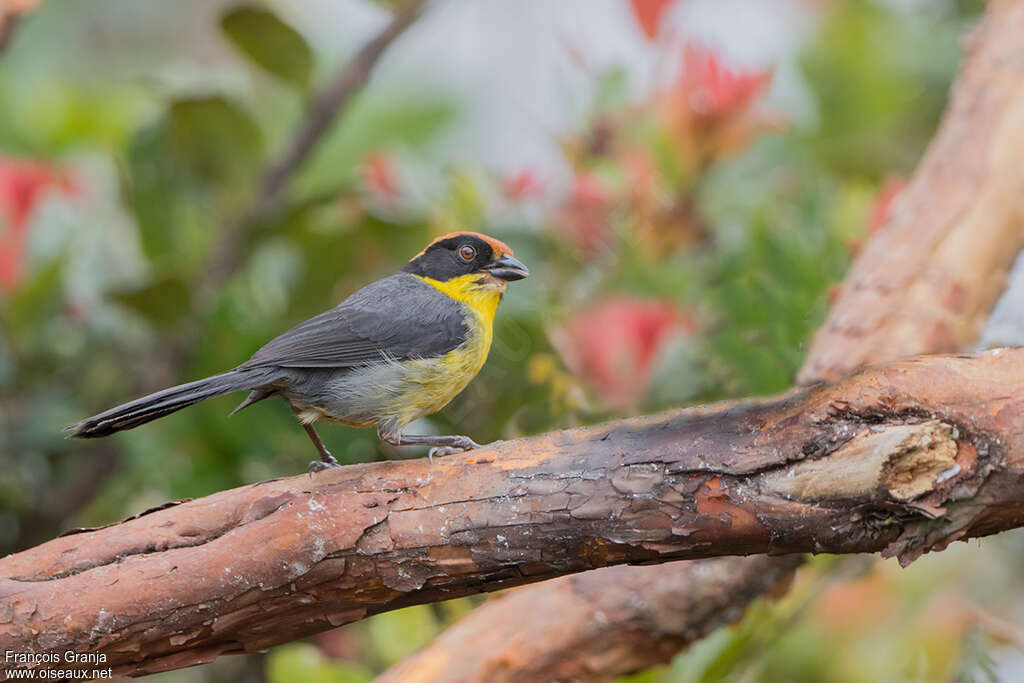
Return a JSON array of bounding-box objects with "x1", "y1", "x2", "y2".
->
[{"x1": 5, "y1": 0, "x2": 1024, "y2": 681}]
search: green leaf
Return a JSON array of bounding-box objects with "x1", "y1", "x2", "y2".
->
[
  {"x1": 594, "y1": 66, "x2": 629, "y2": 112},
  {"x1": 113, "y1": 277, "x2": 190, "y2": 327},
  {"x1": 800, "y1": 0, "x2": 962, "y2": 177},
  {"x1": 167, "y1": 97, "x2": 264, "y2": 184},
  {"x1": 123, "y1": 122, "x2": 212, "y2": 275},
  {"x1": 221, "y1": 6, "x2": 314, "y2": 91}
]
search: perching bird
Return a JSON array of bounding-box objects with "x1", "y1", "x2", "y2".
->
[{"x1": 67, "y1": 232, "x2": 528, "y2": 470}]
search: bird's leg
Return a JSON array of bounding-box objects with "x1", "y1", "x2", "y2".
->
[
  {"x1": 377, "y1": 421, "x2": 480, "y2": 463},
  {"x1": 289, "y1": 405, "x2": 340, "y2": 472},
  {"x1": 302, "y1": 422, "x2": 339, "y2": 472}
]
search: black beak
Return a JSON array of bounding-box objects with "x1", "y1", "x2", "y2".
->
[{"x1": 484, "y1": 254, "x2": 529, "y2": 281}]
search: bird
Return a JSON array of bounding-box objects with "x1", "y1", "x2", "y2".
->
[{"x1": 66, "y1": 231, "x2": 528, "y2": 471}]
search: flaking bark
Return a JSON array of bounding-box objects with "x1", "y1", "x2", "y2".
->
[{"x1": 2, "y1": 349, "x2": 1024, "y2": 677}]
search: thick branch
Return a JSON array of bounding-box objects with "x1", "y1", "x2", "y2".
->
[
  {"x1": 3, "y1": 349, "x2": 1024, "y2": 677},
  {"x1": 0, "y1": 0, "x2": 38, "y2": 53},
  {"x1": 376, "y1": 555, "x2": 804, "y2": 683},
  {"x1": 798, "y1": 0, "x2": 1024, "y2": 385}
]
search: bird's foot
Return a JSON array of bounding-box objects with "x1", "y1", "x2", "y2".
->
[
  {"x1": 382, "y1": 431, "x2": 482, "y2": 463},
  {"x1": 308, "y1": 453, "x2": 340, "y2": 473},
  {"x1": 427, "y1": 437, "x2": 481, "y2": 463},
  {"x1": 426, "y1": 447, "x2": 455, "y2": 462}
]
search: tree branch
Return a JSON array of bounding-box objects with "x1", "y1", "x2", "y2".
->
[
  {"x1": 376, "y1": 555, "x2": 804, "y2": 683},
  {"x1": 798, "y1": 0, "x2": 1024, "y2": 385},
  {"x1": 0, "y1": 0, "x2": 39, "y2": 54},
  {"x1": 195, "y1": 0, "x2": 426, "y2": 306},
  {"x1": 3, "y1": 349, "x2": 1024, "y2": 677}
]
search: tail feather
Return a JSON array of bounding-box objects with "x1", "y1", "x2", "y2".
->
[
  {"x1": 230, "y1": 388, "x2": 274, "y2": 416},
  {"x1": 66, "y1": 368, "x2": 278, "y2": 438}
]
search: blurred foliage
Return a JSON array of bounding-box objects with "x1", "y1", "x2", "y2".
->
[
  {"x1": 167, "y1": 97, "x2": 264, "y2": 187},
  {"x1": 2, "y1": 0, "x2": 1018, "y2": 682},
  {"x1": 801, "y1": 1, "x2": 952, "y2": 175},
  {"x1": 704, "y1": 205, "x2": 846, "y2": 397},
  {"x1": 220, "y1": 6, "x2": 314, "y2": 92},
  {"x1": 648, "y1": 545, "x2": 1024, "y2": 683},
  {"x1": 267, "y1": 644, "x2": 373, "y2": 683}
]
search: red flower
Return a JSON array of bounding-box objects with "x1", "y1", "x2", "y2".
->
[
  {"x1": 620, "y1": 147, "x2": 658, "y2": 203},
  {"x1": 0, "y1": 156, "x2": 76, "y2": 292},
  {"x1": 630, "y1": 0, "x2": 674, "y2": 41},
  {"x1": 502, "y1": 169, "x2": 545, "y2": 202},
  {"x1": 362, "y1": 153, "x2": 399, "y2": 203},
  {"x1": 677, "y1": 44, "x2": 772, "y2": 119},
  {"x1": 571, "y1": 172, "x2": 607, "y2": 205},
  {"x1": 555, "y1": 172, "x2": 613, "y2": 258},
  {"x1": 552, "y1": 297, "x2": 695, "y2": 409},
  {"x1": 866, "y1": 175, "x2": 907, "y2": 234}
]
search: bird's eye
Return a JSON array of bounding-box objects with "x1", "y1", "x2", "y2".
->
[{"x1": 458, "y1": 245, "x2": 476, "y2": 261}]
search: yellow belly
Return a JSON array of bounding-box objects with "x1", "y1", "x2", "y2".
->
[{"x1": 389, "y1": 335, "x2": 489, "y2": 425}]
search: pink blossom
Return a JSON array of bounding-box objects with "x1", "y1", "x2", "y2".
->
[
  {"x1": 0, "y1": 156, "x2": 76, "y2": 291},
  {"x1": 630, "y1": 0, "x2": 674, "y2": 41},
  {"x1": 555, "y1": 172, "x2": 613, "y2": 258},
  {"x1": 502, "y1": 169, "x2": 545, "y2": 202},
  {"x1": 362, "y1": 153, "x2": 399, "y2": 203},
  {"x1": 553, "y1": 297, "x2": 695, "y2": 409},
  {"x1": 677, "y1": 44, "x2": 772, "y2": 119}
]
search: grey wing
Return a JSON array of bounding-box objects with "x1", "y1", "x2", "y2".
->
[{"x1": 239, "y1": 274, "x2": 469, "y2": 370}]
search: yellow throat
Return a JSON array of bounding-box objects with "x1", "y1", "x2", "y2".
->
[
  {"x1": 413, "y1": 272, "x2": 502, "y2": 356},
  {"x1": 414, "y1": 273, "x2": 503, "y2": 327}
]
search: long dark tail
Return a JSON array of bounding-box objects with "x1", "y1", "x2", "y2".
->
[{"x1": 66, "y1": 368, "x2": 279, "y2": 438}]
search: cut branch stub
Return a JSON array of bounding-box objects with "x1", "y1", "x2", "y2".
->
[
  {"x1": 2, "y1": 349, "x2": 1023, "y2": 677},
  {"x1": 761, "y1": 420, "x2": 959, "y2": 503}
]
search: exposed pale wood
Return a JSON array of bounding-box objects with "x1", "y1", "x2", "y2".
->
[{"x1": 760, "y1": 421, "x2": 958, "y2": 502}]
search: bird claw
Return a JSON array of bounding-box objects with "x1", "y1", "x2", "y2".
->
[
  {"x1": 427, "y1": 438, "x2": 481, "y2": 463},
  {"x1": 308, "y1": 454, "x2": 340, "y2": 473},
  {"x1": 427, "y1": 446, "x2": 456, "y2": 462}
]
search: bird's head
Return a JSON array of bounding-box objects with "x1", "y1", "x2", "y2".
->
[{"x1": 402, "y1": 232, "x2": 529, "y2": 291}]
